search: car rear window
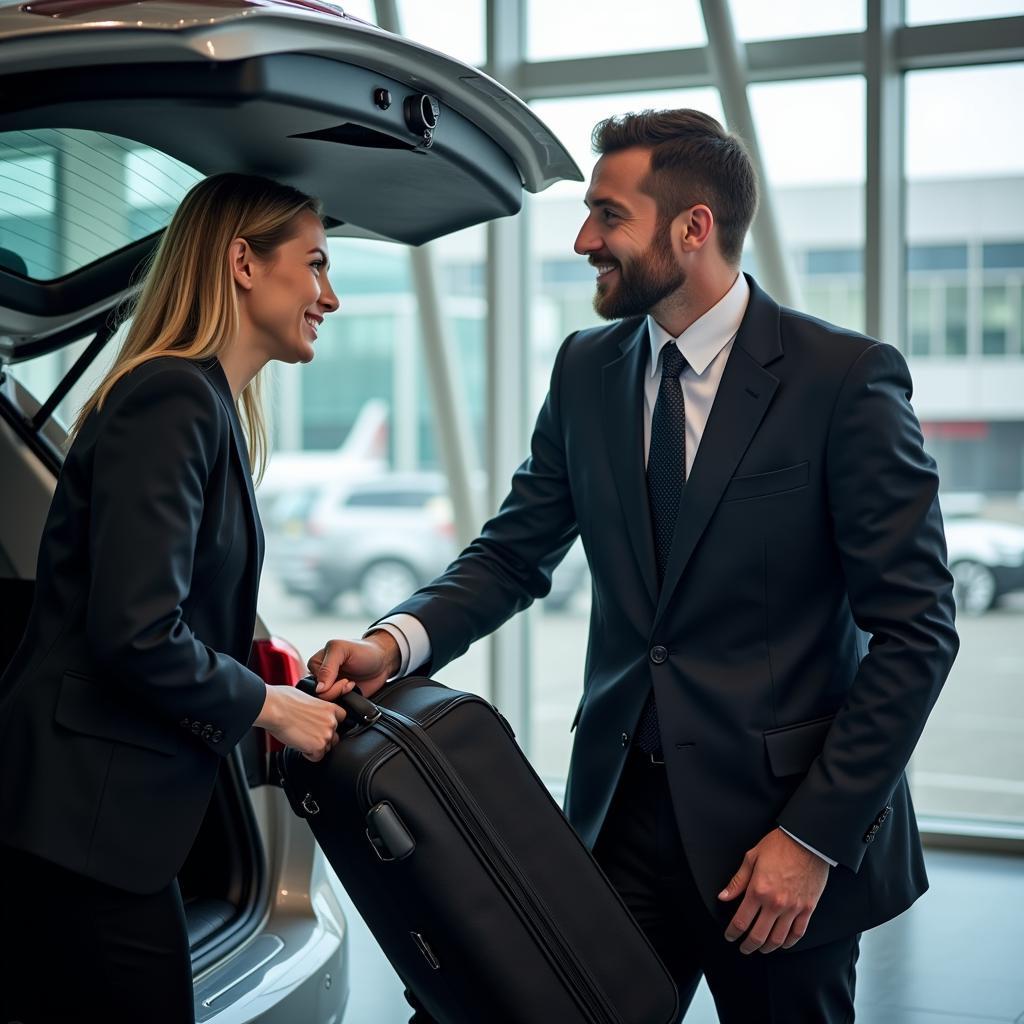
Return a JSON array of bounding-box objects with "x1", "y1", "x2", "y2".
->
[{"x1": 0, "y1": 128, "x2": 203, "y2": 280}]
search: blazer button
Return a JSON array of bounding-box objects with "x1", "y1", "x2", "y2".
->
[
  {"x1": 179, "y1": 718, "x2": 190, "y2": 729},
  {"x1": 191, "y1": 721, "x2": 202, "y2": 735},
  {"x1": 201, "y1": 724, "x2": 214, "y2": 740},
  {"x1": 650, "y1": 645, "x2": 668, "y2": 665},
  {"x1": 212, "y1": 730, "x2": 224, "y2": 744}
]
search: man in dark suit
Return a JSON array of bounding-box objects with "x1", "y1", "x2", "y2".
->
[{"x1": 312, "y1": 109, "x2": 959, "y2": 1020}]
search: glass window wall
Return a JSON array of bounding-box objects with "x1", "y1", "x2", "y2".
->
[
  {"x1": 729, "y1": 0, "x2": 864, "y2": 40},
  {"x1": 526, "y1": 0, "x2": 706, "y2": 61},
  {"x1": 905, "y1": 62, "x2": 1024, "y2": 827},
  {"x1": 254, "y1": 227, "x2": 491, "y2": 700},
  {"x1": 906, "y1": 0, "x2": 1023, "y2": 25},
  {"x1": 748, "y1": 76, "x2": 866, "y2": 330}
]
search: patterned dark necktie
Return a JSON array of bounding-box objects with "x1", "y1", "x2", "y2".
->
[{"x1": 635, "y1": 341, "x2": 687, "y2": 756}]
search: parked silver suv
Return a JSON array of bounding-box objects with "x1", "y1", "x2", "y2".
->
[{"x1": 267, "y1": 472, "x2": 590, "y2": 617}]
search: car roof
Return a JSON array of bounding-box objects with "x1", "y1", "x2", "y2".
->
[{"x1": 0, "y1": 0, "x2": 581, "y2": 353}]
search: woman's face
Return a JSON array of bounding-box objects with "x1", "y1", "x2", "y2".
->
[{"x1": 237, "y1": 209, "x2": 340, "y2": 364}]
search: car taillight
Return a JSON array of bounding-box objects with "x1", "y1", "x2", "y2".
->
[{"x1": 249, "y1": 636, "x2": 306, "y2": 753}]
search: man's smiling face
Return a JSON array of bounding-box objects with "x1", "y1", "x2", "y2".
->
[{"x1": 573, "y1": 146, "x2": 684, "y2": 321}]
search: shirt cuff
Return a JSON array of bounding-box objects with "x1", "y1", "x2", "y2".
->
[
  {"x1": 365, "y1": 614, "x2": 431, "y2": 678},
  {"x1": 781, "y1": 828, "x2": 838, "y2": 867}
]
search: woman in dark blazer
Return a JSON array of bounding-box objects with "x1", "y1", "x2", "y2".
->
[{"x1": 0, "y1": 173, "x2": 353, "y2": 1023}]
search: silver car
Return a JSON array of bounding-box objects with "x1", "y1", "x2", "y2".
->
[
  {"x1": 945, "y1": 515, "x2": 1024, "y2": 615},
  {"x1": 0, "y1": 1, "x2": 578, "y2": 1019},
  {"x1": 267, "y1": 472, "x2": 590, "y2": 617}
]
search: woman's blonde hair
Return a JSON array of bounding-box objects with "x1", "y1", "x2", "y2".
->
[{"x1": 70, "y1": 172, "x2": 323, "y2": 483}]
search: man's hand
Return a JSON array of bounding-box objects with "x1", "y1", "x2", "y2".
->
[
  {"x1": 306, "y1": 631, "x2": 401, "y2": 704},
  {"x1": 718, "y1": 828, "x2": 830, "y2": 954}
]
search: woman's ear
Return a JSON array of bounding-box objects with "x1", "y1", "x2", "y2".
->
[{"x1": 230, "y1": 238, "x2": 255, "y2": 291}]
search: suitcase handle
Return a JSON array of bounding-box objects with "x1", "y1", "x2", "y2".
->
[{"x1": 295, "y1": 674, "x2": 382, "y2": 734}]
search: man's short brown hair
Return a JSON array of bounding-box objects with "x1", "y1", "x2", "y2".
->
[{"x1": 592, "y1": 109, "x2": 758, "y2": 266}]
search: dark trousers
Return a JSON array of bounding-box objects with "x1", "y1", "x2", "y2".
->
[
  {"x1": 592, "y1": 750, "x2": 860, "y2": 1023},
  {"x1": 0, "y1": 845, "x2": 194, "y2": 1024}
]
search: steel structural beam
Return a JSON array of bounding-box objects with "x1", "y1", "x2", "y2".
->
[
  {"x1": 374, "y1": 0, "x2": 481, "y2": 550},
  {"x1": 896, "y1": 15, "x2": 1024, "y2": 70},
  {"x1": 513, "y1": 16, "x2": 1024, "y2": 100},
  {"x1": 484, "y1": 0, "x2": 531, "y2": 737},
  {"x1": 865, "y1": 0, "x2": 906, "y2": 347},
  {"x1": 700, "y1": 0, "x2": 798, "y2": 307},
  {"x1": 516, "y1": 33, "x2": 863, "y2": 98}
]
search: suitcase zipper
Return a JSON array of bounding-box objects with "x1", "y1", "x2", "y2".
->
[
  {"x1": 372, "y1": 705, "x2": 621, "y2": 1024},
  {"x1": 355, "y1": 695, "x2": 466, "y2": 814}
]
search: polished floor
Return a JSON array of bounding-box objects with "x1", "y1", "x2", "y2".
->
[{"x1": 329, "y1": 846, "x2": 1024, "y2": 1023}]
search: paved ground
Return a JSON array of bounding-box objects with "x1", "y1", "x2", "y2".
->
[{"x1": 258, "y1": 571, "x2": 1024, "y2": 825}]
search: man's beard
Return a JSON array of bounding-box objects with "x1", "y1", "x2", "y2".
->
[{"x1": 593, "y1": 224, "x2": 683, "y2": 321}]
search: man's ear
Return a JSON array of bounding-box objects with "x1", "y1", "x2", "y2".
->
[
  {"x1": 229, "y1": 238, "x2": 255, "y2": 291},
  {"x1": 673, "y1": 204, "x2": 715, "y2": 257}
]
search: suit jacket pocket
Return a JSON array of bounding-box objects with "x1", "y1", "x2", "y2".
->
[
  {"x1": 763, "y1": 713, "x2": 835, "y2": 777},
  {"x1": 54, "y1": 671, "x2": 179, "y2": 756},
  {"x1": 721, "y1": 461, "x2": 809, "y2": 503}
]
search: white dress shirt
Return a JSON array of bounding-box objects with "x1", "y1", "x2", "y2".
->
[{"x1": 371, "y1": 271, "x2": 835, "y2": 866}]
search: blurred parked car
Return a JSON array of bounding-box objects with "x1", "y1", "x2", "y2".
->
[
  {"x1": 266, "y1": 472, "x2": 590, "y2": 617},
  {"x1": 0, "y1": 0, "x2": 579, "y2": 1018},
  {"x1": 945, "y1": 516, "x2": 1024, "y2": 615}
]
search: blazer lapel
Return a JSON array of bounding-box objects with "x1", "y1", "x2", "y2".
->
[
  {"x1": 201, "y1": 359, "x2": 265, "y2": 586},
  {"x1": 653, "y1": 277, "x2": 783, "y2": 629},
  {"x1": 602, "y1": 318, "x2": 658, "y2": 606}
]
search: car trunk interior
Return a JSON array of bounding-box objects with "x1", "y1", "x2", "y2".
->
[{"x1": 178, "y1": 750, "x2": 267, "y2": 958}]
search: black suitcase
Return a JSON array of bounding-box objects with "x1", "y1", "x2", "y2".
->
[{"x1": 279, "y1": 674, "x2": 679, "y2": 1024}]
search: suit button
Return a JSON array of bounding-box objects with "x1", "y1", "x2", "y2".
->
[
  {"x1": 650, "y1": 645, "x2": 668, "y2": 664},
  {"x1": 201, "y1": 724, "x2": 214, "y2": 740},
  {"x1": 212, "y1": 730, "x2": 224, "y2": 744},
  {"x1": 621, "y1": 732, "x2": 629, "y2": 747},
  {"x1": 191, "y1": 721, "x2": 202, "y2": 735},
  {"x1": 179, "y1": 718, "x2": 190, "y2": 729}
]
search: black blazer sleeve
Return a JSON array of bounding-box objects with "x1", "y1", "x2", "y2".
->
[
  {"x1": 383, "y1": 333, "x2": 580, "y2": 671},
  {"x1": 776, "y1": 342, "x2": 959, "y2": 870},
  {"x1": 84, "y1": 363, "x2": 267, "y2": 754}
]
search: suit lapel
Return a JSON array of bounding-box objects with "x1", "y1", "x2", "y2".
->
[
  {"x1": 201, "y1": 359, "x2": 265, "y2": 588},
  {"x1": 653, "y1": 277, "x2": 783, "y2": 629},
  {"x1": 601, "y1": 318, "x2": 658, "y2": 606}
]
